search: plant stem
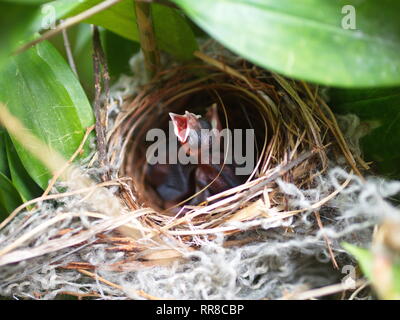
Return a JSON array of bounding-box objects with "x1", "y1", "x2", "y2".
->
[
  {"x1": 134, "y1": 0, "x2": 160, "y2": 77},
  {"x1": 92, "y1": 26, "x2": 110, "y2": 181}
]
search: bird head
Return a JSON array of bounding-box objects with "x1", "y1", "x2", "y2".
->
[
  {"x1": 169, "y1": 111, "x2": 203, "y2": 144},
  {"x1": 169, "y1": 104, "x2": 221, "y2": 157},
  {"x1": 170, "y1": 103, "x2": 221, "y2": 138}
]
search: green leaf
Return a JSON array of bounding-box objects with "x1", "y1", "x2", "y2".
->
[
  {"x1": 44, "y1": 0, "x2": 197, "y2": 60},
  {"x1": 342, "y1": 243, "x2": 374, "y2": 280},
  {"x1": 330, "y1": 87, "x2": 400, "y2": 178},
  {"x1": 74, "y1": 23, "x2": 93, "y2": 56},
  {"x1": 71, "y1": 23, "x2": 95, "y2": 100},
  {"x1": 0, "y1": 172, "x2": 23, "y2": 222},
  {"x1": 151, "y1": 3, "x2": 198, "y2": 60},
  {"x1": 5, "y1": 135, "x2": 43, "y2": 202},
  {"x1": 172, "y1": 0, "x2": 400, "y2": 87},
  {"x1": 0, "y1": 41, "x2": 95, "y2": 189},
  {"x1": 344, "y1": 242, "x2": 400, "y2": 299},
  {"x1": 0, "y1": 3, "x2": 39, "y2": 68},
  {"x1": 1, "y1": 0, "x2": 51, "y2": 4},
  {"x1": 394, "y1": 263, "x2": 400, "y2": 297},
  {"x1": 0, "y1": 128, "x2": 10, "y2": 178},
  {"x1": 101, "y1": 29, "x2": 140, "y2": 79}
]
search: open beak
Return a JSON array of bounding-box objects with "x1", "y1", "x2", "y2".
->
[{"x1": 169, "y1": 112, "x2": 189, "y2": 143}]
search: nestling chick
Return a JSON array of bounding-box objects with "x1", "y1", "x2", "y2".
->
[{"x1": 147, "y1": 104, "x2": 246, "y2": 213}]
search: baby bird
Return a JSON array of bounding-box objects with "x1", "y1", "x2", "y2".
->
[{"x1": 147, "y1": 104, "x2": 246, "y2": 213}]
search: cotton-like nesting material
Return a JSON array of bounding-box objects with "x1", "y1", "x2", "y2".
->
[
  {"x1": 1, "y1": 167, "x2": 397, "y2": 299},
  {"x1": 0, "y1": 44, "x2": 395, "y2": 300}
]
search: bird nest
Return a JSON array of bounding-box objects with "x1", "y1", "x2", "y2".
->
[
  {"x1": 0, "y1": 48, "x2": 372, "y2": 300},
  {"x1": 106, "y1": 51, "x2": 364, "y2": 244}
]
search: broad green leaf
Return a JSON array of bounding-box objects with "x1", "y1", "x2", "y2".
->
[
  {"x1": 42, "y1": 0, "x2": 197, "y2": 60},
  {"x1": 5, "y1": 135, "x2": 42, "y2": 202},
  {"x1": 330, "y1": 87, "x2": 400, "y2": 178},
  {"x1": 0, "y1": 172, "x2": 23, "y2": 222},
  {"x1": 172, "y1": 0, "x2": 400, "y2": 87},
  {"x1": 0, "y1": 41, "x2": 95, "y2": 189}
]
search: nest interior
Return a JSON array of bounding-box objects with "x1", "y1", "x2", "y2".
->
[{"x1": 107, "y1": 53, "x2": 364, "y2": 242}]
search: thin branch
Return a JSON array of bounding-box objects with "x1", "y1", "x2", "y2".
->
[
  {"x1": 15, "y1": 0, "x2": 124, "y2": 55},
  {"x1": 279, "y1": 279, "x2": 367, "y2": 300},
  {"x1": 58, "y1": 291, "x2": 101, "y2": 299},
  {"x1": 349, "y1": 280, "x2": 370, "y2": 300},
  {"x1": 61, "y1": 20, "x2": 78, "y2": 77},
  {"x1": 134, "y1": 0, "x2": 160, "y2": 77},
  {"x1": 314, "y1": 210, "x2": 339, "y2": 269}
]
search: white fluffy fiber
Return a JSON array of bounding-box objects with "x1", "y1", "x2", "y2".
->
[{"x1": 1, "y1": 166, "x2": 399, "y2": 299}]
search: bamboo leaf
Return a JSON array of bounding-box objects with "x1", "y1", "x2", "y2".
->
[
  {"x1": 172, "y1": 0, "x2": 400, "y2": 87},
  {"x1": 0, "y1": 41, "x2": 95, "y2": 189}
]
